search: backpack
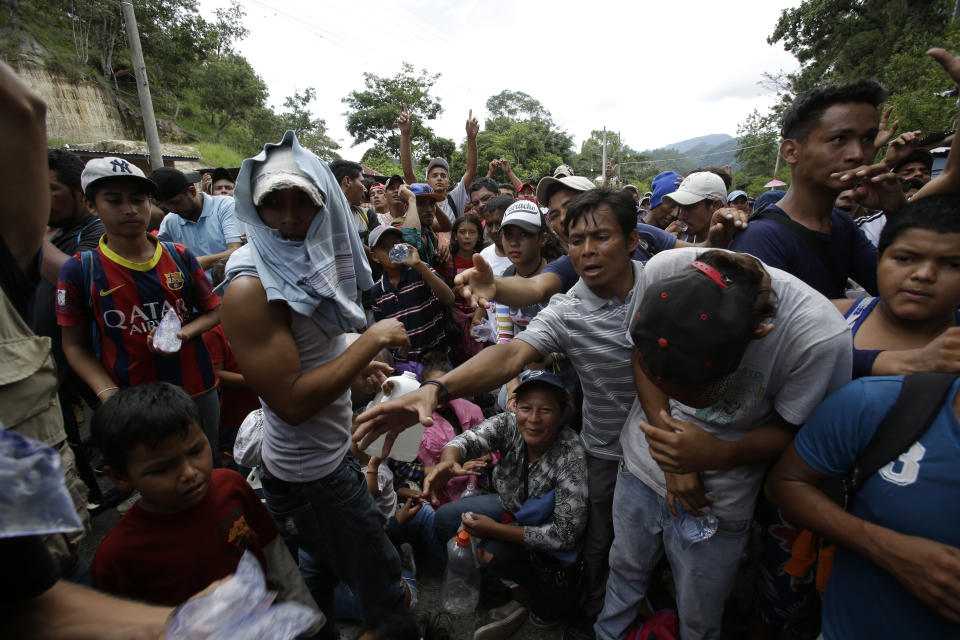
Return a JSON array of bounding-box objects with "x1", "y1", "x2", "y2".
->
[
  {"x1": 446, "y1": 193, "x2": 459, "y2": 218},
  {"x1": 838, "y1": 371, "x2": 959, "y2": 509}
]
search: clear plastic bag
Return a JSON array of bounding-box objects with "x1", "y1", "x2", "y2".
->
[
  {"x1": 164, "y1": 551, "x2": 322, "y2": 640},
  {"x1": 0, "y1": 426, "x2": 83, "y2": 538},
  {"x1": 233, "y1": 409, "x2": 264, "y2": 468}
]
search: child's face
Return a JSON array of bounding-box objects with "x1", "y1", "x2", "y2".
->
[
  {"x1": 88, "y1": 179, "x2": 152, "y2": 238},
  {"x1": 108, "y1": 421, "x2": 213, "y2": 514},
  {"x1": 455, "y1": 222, "x2": 480, "y2": 253},
  {"x1": 501, "y1": 225, "x2": 544, "y2": 267}
]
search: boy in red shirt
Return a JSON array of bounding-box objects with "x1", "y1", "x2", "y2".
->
[
  {"x1": 56, "y1": 158, "x2": 222, "y2": 454},
  {"x1": 90, "y1": 382, "x2": 321, "y2": 627}
]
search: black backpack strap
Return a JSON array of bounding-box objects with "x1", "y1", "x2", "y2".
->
[
  {"x1": 446, "y1": 193, "x2": 458, "y2": 218},
  {"x1": 751, "y1": 210, "x2": 846, "y2": 296},
  {"x1": 843, "y1": 372, "x2": 959, "y2": 507},
  {"x1": 636, "y1": 235, "x2": 658, "y2": 260}
]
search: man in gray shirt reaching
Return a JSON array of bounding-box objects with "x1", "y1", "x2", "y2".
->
[{"x1": 595, "y1": 247, "x2": 851, "y2": 640}]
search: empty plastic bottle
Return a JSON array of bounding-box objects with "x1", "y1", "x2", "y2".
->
[
  {"x1": 459, "y1": 476, "x2": 480, "y2": 499},
  {"x1": 388, "y1": 243, "x2": 410, "y2": 263},
  {"x1": 675, "y1": 504, "x2": 719, "y2": 550},
  {"x1": 441, "y1": 530, "x2": 480, "y2": 614}
]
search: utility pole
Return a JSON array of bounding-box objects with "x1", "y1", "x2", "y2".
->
[
  {"x1": 121, "y1": 1, "x2": 164, "y2": 171},
  {"x1": 772, "y1": 140, "x2": 781, "y2": 184},
  {"x1": 601, "y1": 127, "x2": 607, "y2": 183},
  {"x1": 617, "y1": 130, "x2": 622, "y2": 186}
]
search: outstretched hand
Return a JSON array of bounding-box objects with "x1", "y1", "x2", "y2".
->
[
  {"x1": 882, "y1": 129, "x2": 923, "y2": 170},
  {"x1": 928, "y1": 47, "x2": 960, "y2": 85},
  {"x1": 354, "y1": 386, "x2": 438, "y2": 453},
  {"x1": 873, "y1": 105, "x2": 899, "y2": 150},
  {"x1": 422, "y1": 460, "x2": 480, "y2": 505},
  {"x1": 830, "y1": 162, "x2": 906, "y2": 213},
  {"x1": 466, "y1": 109, "x2": 479, "y2": 139},
  {"x1": 704, "y1": 206, "x2": 749, "y2": 248},
  {"x1": 454, "y1": 253, "x2": 496, "y2": 310},
  {"x1": 398, "y1": 103, "x2": 412, "y2": 135}
]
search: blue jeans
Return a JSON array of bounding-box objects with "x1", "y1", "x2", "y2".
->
[
  {"x1": 260, "y1": 454, "x2": 406, "y2": 640},
  {"x1": 434, "y1": 493, "x2": 531, "y2": 585},
  {"x1": 595, "y1": 471, "x2": 751, "y2": 640},
  {"x1": 388, "y1": 501, "x2": 446, "y2": 563}
]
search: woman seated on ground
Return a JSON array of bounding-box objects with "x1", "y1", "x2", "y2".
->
[
  {"x1": 833, "y1": 194, "x2": 960, "y2": 378},
  {"x1": 424, "y1": 369, "x2": 588, "y2": 626}
]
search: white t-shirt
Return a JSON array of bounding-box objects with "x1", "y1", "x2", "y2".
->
[
  {"x1": 620, "y1": 248, "x2": 853, "y2": 520},
  {"x1": 480, "y1": 243, "x2": 513, "y2": 337},
  {"x1": 437, "y1": 179, "x2": 469, "y2": 224}
]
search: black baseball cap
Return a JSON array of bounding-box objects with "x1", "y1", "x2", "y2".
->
[{"x1": 148, "y1": 167, "x2": 192, "y2": 201}]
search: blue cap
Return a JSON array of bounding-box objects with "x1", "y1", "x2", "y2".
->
[
  {"x1": 650, "y1": 171, "x2": 683, "y2": 209},
  {"x1": 726, "y1": 190, "x2": 748, "y2": 203},
  {"x1": 753, "y1": 189, "x2": 786, "y2": 214},
  {"x1": 514, "y1": 369, "x2": 566, "y2": 395},
  {"x1": 409, "y1": 182, "x2": 444, "y2": 201}
]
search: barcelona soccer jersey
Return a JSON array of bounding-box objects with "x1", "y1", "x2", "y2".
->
[{"x1": 57, "y1": 236, "x2": 220, "y2": 397}]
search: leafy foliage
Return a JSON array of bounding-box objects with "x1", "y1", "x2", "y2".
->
[{"x1": 341, "y1": 62, "x2": 442, "y2": 158}]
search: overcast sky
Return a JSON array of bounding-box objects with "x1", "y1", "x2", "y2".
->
[{"x1": 197, "y1": 0, "x2": 802, "y2": 158}]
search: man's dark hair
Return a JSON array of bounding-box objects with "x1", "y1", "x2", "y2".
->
[
  {"x1": 691, "y1": 166, "x2": 732, "y2": 190},
  {"x1": 878, "y1": 194, "x2": 960, "y2": 257},
  {"x1": 895, "y1": 148, "x2": 934, "y2": 172},
  {"x1": 485, "y1": 194, "x2": 515, "y2": 215},
  {"x1": 48, "y1": 148, "x2": 85, "y2": 193},
  {"x1": 697, "y1": 250, "x2": 778, "y2": 324},
  {"x1": 563, "y1": 188, "x2": 636, "y2": 239},
  {"x1": 469, "y1": 177, "x2": 498, "y2": 196},
  {"x1": 781, "y1": 79, "x2": 887, "y2": 141},
  {"x1": 329, "y1": 159, "x2": 363, "y2": 185},
  {"x1": 498, "y1": 182, "x2": 517, "y2": 195},
  {"x1": 92, "y1": 382, "x2": 200, "y2": 472}
]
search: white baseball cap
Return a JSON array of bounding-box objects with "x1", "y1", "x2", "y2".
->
[
  {"x1": 663, "y1": 172, "x2": 727, "y2": 207},
  {"x1": 500, "y1": 199, "x2": 543, "y2": 233},
  {"x1": 81, "y1": 157, "x2": 157, "y2": 194}
]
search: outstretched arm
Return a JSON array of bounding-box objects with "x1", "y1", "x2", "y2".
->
[
  {"x1": 462, "y1": 110, "x2": 479, "y2": 189},
  {"x1": 914, "y1": 48, "x2": 960, "y2": 199},
  {"x1": 398, "y1": 103, "x2": 418, "y2": 184}
]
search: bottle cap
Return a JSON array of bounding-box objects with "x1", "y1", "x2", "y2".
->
[
  {"x1": 455, "y1": 530, "x2": 471, "y2": 546},
  {"x1": 402, "y1": 371, "x2": 418, "y2": 379}
]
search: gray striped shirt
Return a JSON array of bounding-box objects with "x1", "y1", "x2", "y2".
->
[{"x1": 516, "y1": 261, "x2": 641, "y2": 460}]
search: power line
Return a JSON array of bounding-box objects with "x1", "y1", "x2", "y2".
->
[{"x1": 616, "y1": 140, "x2": 776, "y2": 166}]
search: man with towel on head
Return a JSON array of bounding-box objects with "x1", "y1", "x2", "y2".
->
[{"x1": 219, "y1": 130, "x2": 415, "y2": 638}]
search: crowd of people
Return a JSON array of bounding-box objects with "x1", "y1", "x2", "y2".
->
[{"x1": 3, "y1": 45, "x2": 960, "y2": 640}]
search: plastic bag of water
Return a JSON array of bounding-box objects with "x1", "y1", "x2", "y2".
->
[
  {"x1": 165, "y1": 551, "x2": 322, "y2": 640},
  {"x1": 154, "y1": 308, "x2": 183, "y2": 353},
  {"x1": 0, "y1": 427, "x2": 83, "y2": 538},
  {"x1": 388, "y1": 243, "x2": 410, "y2": 263},
  {"x1": 675, "y1": 503, "x2": 719, "y2": 550}
]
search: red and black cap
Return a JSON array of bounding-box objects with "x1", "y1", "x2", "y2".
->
[{"x1": 630, "y1": 260, "x2": 760, "y2": 387}]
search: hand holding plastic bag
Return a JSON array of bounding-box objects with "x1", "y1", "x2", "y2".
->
[{"x1": 165, "y1": 551, "x2": 322, "y2": 640}]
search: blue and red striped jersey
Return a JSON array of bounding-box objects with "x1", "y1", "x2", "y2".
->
[{"x1": 56, "y1": 236, "x2": 220, "y2": 397}]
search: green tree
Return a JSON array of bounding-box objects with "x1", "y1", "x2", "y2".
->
[
  {"x1": 768, "y1": 0, "x2": 960, "y2": 133},
  {"x1": 360, "y1": 149, "x2": 402, "y2": 179},
  {"x1": 472, "y1": 90, "x2": 573, "y2": 181},
  {"x1": 277, "y1": 88, "x2": 340, "y2": 161},
  {"x1": 732, "y1": 109, "x2": 790, "y2": 194},
  {"x1": 342, "y1": 62, "x2": 442, "y2": 157},
  {"x1": 194, "y1": 53, "x2": 267, "y2": 141}
]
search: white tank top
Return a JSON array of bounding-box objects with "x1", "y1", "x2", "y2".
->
[{"x1": 260, "y1": 311, "x2": 352, "y2": 482}]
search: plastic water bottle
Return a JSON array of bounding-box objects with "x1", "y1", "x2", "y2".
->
[
  {"x1": 388, "y1": 243, "x2": 410, "y2": 263},
  {"x1": 154, "y1": 308, "x2": 183, "y2": 353},
  {"x1": 675, "y1": 504, "x2": 719, "y2": 550},
  {"x1": 441, "y1": 530, "x2": 480, "y2": 614},
  {"x1": 460, "y1": 477, "x2": 480, "y2": 499},
  {"x1": 364, "y1": 371, "x2": 425, "y2": 461}
]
